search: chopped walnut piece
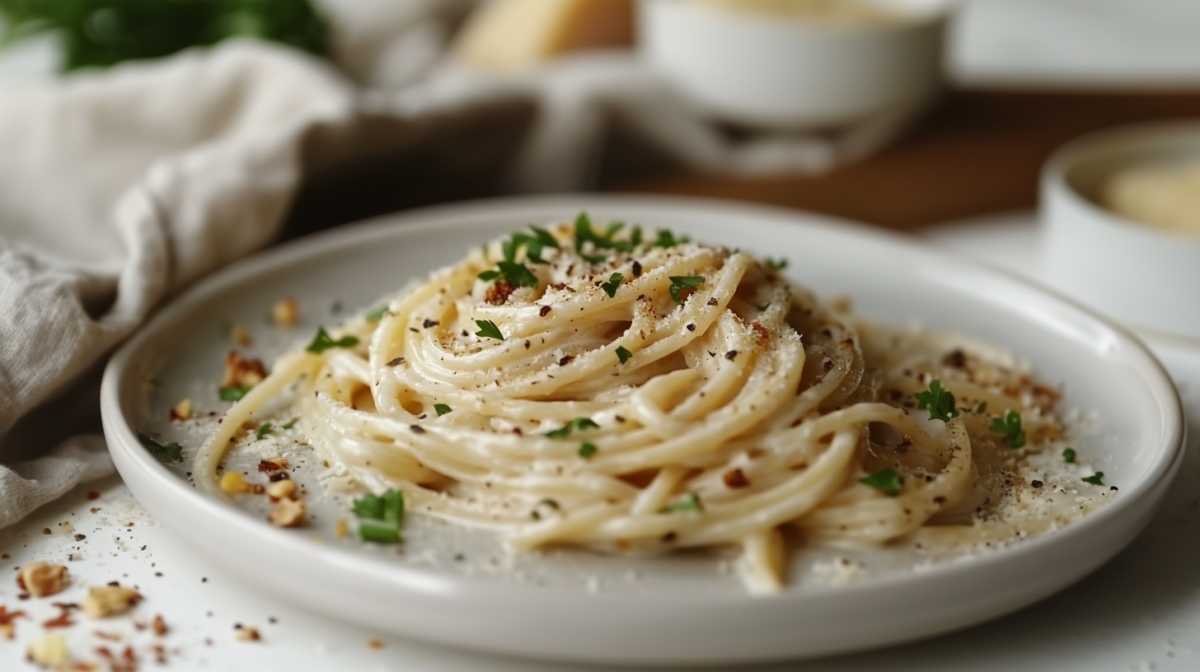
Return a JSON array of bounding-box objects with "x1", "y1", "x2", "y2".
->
[
  {"x1": 26, "y1": 632, "x2": 69, "y2": 667},
  {"x1": 219, "y1": 473, "x2": 253, "y2": 497},
  {"x1": 266, "y1": 480, "x2": 296, "y2": 501},
  {"x1": 18, "y1": 562, "x2": 68, "y2": 598},
  {"x1": 0, "y1": 606, "x2": 27, "y2": 640},
  {"x1": 220, "y1": 351, "x2": 267, "y2": 389},
  {"x1": 152, "y1": 614, "x2": 168, "y2": 637},
  {"x1": 83, "y1": 586, "x2": 142, "y2": 619},
  {"x1": 268, "y1": 498, "x2": 306, "y2": 528},
  {"x1": 272, "y1": 299, "x2": 299, "y2": 326},
  {"x1": 235, "y1": 626, "x2": 260, "y2": 642},
  {"x1": 168, "y1": 398, "x2": 192, "y2": 422}
]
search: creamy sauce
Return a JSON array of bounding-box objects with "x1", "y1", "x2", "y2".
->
[
  {"x1": 1102, "y1": 159, "x2": 1200, "y2": 237},
  {"x1": 694, "y1": 0, "x2": 905, "y2": 25}
]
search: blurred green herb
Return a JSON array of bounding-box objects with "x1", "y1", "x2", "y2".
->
[
  {"x1": 137, "y1": 432, "x2": 183, "y2": 463},
  {"x1": 0, "y1": 0, "x2": 328, "y2": 72}
]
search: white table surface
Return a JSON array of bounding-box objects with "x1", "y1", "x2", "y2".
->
[{"x1": 3, "y1": 213, "x2": 1199, "y2": 671}]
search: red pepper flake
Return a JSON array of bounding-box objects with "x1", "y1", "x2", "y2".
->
[
  {"x1": 410, "y1": 425, "x2": 425, "y2": 434},
  {"x1": 1031, "y1": 480, "x2": 1044, "y2": 489},
  {"x1": 558, "y1": 355, "x2": 574, "y2": 366},
  {"x1": 422, "y1": 319, "x2": 439, "y2": 329},
  {"x1": 152, "y1": 614, "x2": 168, "y2": 637},
  {"x1": 539, "y1": 305, "x2": 551, "y2": 317},
  {"x1": 86, "y1": 492, "x2": 101, "y2": 501},
  {"x1": 723, "y1": 469, "x2": 750, "y2": 489},
  {"x1": 257, "y1": 460, "x2": 282, "y2": 473},
  {"x1": 707, "y1": 297, "x2": 718, "y2": 306},
  {"x1": 632, "y1": 261, "x2": 642, "y2": 277},
  {"x1": 74, "y1": 534, "x2": 86, "y2": 541},
  {"x1": 724, "y1": 350, "x2": 738, "y2": 361},
  {"x1": 42, "y1": 528, "x2": 51, "y2": 535},
  {"x1": 90, "y1": 508, "x2": 100, "y2": 514}
]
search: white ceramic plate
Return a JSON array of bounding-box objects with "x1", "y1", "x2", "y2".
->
[{"x1": 101, "y1": 196, "x2": 1184, "y2": 665}]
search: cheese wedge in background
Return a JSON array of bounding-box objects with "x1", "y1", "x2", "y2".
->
[{"x1": 455, "y1": 0, "x2": 634, "y2": 72}]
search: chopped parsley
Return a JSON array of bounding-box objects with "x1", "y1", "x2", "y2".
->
[
  {"x1": 668, "y1": 276, "x2": 705, "y2": 305},
  {"x1": 859, "y1": 467, "x2": 904, "y2": 496},
  {"x1": 352, "y1": 488, "x2": 405, "y2": 544},
  {"x1": 474, "y1": 319, "x2": 504, "y2": 341},
  {"x1": 573, "y1": 212, "x2": 626, "y2": 259},
  {"x1": 600, "y1": 272, "x2": 624, "y2": 298},
  {"x1": 1063, "y1": 447, "x2": 1077, "y2": 463},
  {"x1": 914, "y1": 380, "x2": 959, "y2": 422},
  {"x1": 136, "y1": 432, "x2": 183, "y2": 463},
  {"x1": 282, "y1": 417, "x2": 300, "y2": 430},
  {"x1": 653, "y1": 229, "x2": 690, "y2": 248},
  {"x1": 660, "y1": 493, "x2": 703, "y2": 513},
  {"x1": 256, "y1": 423, "x2": 274, "y2": 439},
  {"x1": 434, "y1": 403, "x2": 452, "y2": 416},
  {"x1": 1082, "y1": 472, "x2": 1105, "y2": 486},
  {"x1": 546, "y1": 417, "x2": 599, "y2": 439},
  {"x1": 305, "y1": 326, "x2": 359, "y2": 354},
  {"x1": 478, "y1": 260, "x2": 538, "y2": 288},
  {"x1": 615, "y1": 346, "x2": 632, "y2": 364},
  {"x1": 613, "y1": 226, "x2": 643, "y2": 252},
  {"x1": 989, "y1": 410, "x2": 1027, "y2": 449},
  {"x1": 578, "y1": 442, "x2": 598, "y2": 458},
  {"x1": 764, "y1": 257, "x2": 788, "y2": 271},
  {"x1": 219, "y1": 385, "x2": 252, "y2": 401},
  {"x1": 365, "y1": 305, "x2": 388, "y2": 322}
]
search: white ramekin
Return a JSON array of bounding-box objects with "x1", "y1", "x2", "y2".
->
[
  {"x1": 638, "y1": 0, "x2": 955, "y2": 131},
  {"x1": 1041, "y1": 120, "x2": 1200, "y2": 340}
]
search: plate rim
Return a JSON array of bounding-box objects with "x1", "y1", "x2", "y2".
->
[{"x1": 100, "y1": 194, "x2": 1186, "y2": 660}]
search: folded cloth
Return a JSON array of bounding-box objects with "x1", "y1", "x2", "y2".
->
[{"x1": 0, "y1": 0, "x2": 918, "y2": 528}]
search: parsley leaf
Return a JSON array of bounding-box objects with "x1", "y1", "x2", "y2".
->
[
  {"x1": 1062, "y1": 447, "x2": 1076, "y2": 463},
  {"x1": 546, "y1": 417, "x2": 599, "y2": 439},
  {"x1": 498, "y1": 261, "x2": 539, "y2": 287},
  {"x1": 306, "y1": 326, "x2": 359, "y2": 354},
  {"x1": 365, "y1": 305, "x2": 388, "y2": 322},
  {"x1": 613, "y1": 226, "x2": 643, "y2": 252},
  {"x1": 1082, "y1": 471, "x2": 1105, "y2": 486},
  {"x1": 479, "y1": 260, "x2": 538, "y2": 288},
  {"x1": 653, "y1": 229, "x2": 690, "y2": 248},
  {"x1": 352, "y1": 488, "x2": 405, "y2": 544},
  {"x1": 256, "y1": 423, "x2": 274, "y2": 439},
  {"x1": 474, "y1": 319, "x2": 504, "y2": 341},
  {"x1": 615, "y1": 345, "x2": 632, "y2": 364},
  {"x1": 660, "y1": 493, "x2": 703, "y2": 513},
  {"x1": 529, "y1": 225, "x2": 561, "y2": 250},
  {"x1": 434, "y1": 403, "x2": 452, "y2": 416},
  {"x1": 578, "y1": 442, "x2": 597, "y2": 458},
  {"x1": 601, "y1": 272, "x2": 624, "y2": 298},
  {"x1": 668, "y1": 276, "x2": 705, "y2": 305},
  {"x1": 219, "y1": 385, "x2": 252, "y2": 401},
  {"x1": 914, "y1": 380, "x2": 959, "y2": 422},
  {"x1": 765, "y1": 257, "x2": 788, "y2": 271},
  {"x1": 136, "y1": 432, "x2": 183, "y2": 463},
  {"x1": 989, "y1": 410, "x2": 1027, "y2": 449},
  {"x1": 859, "y1": 467, "x2": 904, "y2": 496}
]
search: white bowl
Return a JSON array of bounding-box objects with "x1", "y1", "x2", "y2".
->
[
  {"x1": 101, "y1": 195, "x2": 1183, "y2": 664},
  {"x1": 638, "y1": 0, "x2": 954, "y2": 130},
  {"x1": 1041, "y1": 120, "x2": 1200, "y2": 341}
]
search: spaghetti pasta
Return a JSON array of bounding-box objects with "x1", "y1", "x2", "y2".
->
[{"x1": 195, "y1": 215, "x2": 1100, "y2": 593}]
